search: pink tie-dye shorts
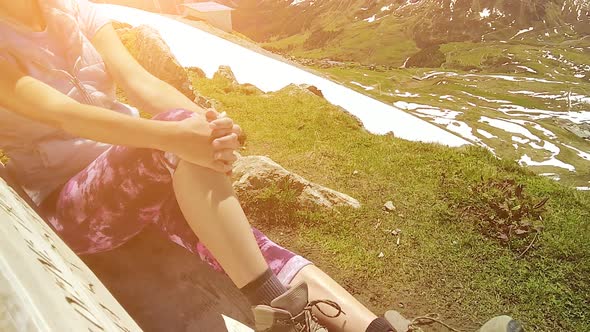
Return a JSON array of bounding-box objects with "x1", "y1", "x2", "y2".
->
[{"x1": 40, "y1": 109, "x2": 311, "y2": 285}]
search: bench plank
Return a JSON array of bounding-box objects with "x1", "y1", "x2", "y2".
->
[{"x1": 0, "y1": 177, "x2": 142, "y2": 331}]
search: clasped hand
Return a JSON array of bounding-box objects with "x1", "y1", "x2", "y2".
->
[{"x1": 171, "y1": 109, "x2": 242, "y2": 176}]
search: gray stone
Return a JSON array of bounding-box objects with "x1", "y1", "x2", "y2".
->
[
  {"x1": 232, "y1": 156, "x2": 360, "y2": 210},
  {"x1": 280, "y1": 84, "x2": 325, "y2": 99},
  {"x1": 383, "y1": 201, "x2": 396, "y2": 212},
  {"x1": 561, "y1": 121, "x2": 590, "y2": 140},
  {"x1": 214, "y1": 65, "x2": 239, "y2": 85}
]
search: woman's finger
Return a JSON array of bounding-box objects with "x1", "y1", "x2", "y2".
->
[
  {"x1": 209, "y1": 117, "x2": 234, "y2": 130},
  {"x1": 205, "y1": 109, "x2": 219, "y2": 122},
  {"x1": 212, "y1": 133, "x2": 239, "y2": 150},
  {"x1": 232, "y1": 124, "x2": 242, "y2": 136},
  {"x1": 211, "y1": 128, "x2": 233, "y2": 139},
  {"x1": 214, "y1": 149, "x2": 238, "y2": 163}
]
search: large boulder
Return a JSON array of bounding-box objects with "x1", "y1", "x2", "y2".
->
[
  {"x1": 116, "y1": 25, "x2": 195, "y2": 100},
  {"x1": 232, "y1": 156, "x2": 360, "y2": 210}
]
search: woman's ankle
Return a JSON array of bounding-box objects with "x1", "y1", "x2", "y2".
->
[{"x1": 239, "y1": 268, "x2": 288, "y2": 305}]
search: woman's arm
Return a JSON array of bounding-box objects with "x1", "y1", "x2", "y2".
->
[
  {"x1": 0, "y1": 60, "x2": 236, "y2": 173},
  {"x1": 91, "y1": 23, "x2": 204, "y2": 116}
]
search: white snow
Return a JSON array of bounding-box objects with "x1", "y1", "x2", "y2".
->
[
  {"x1": 498, "y1": 105, "x2": 590, "y2": 124},
  {"x1": 540, "y1": 173, "x2": 561, "y2": 181},
  {"x1": 504, "y1": 119, "x2": 558, "y2": 140},
  {"x1": 512, "y1": 136, "x2": 529, "y2": 144},
  {"x1": 516, "y1": 65, "x2": 537, "y2": 74},
  {"x1": 562, "y1": 143, "x2": 590, "y2": 161},
  {"x1": 477, "y1": 129, "x2": 496, "y2": 139},
  {"x1": 519, "y1": 154, "x2": 575, "y2": 171},
  {"x1": 290, "y1": 0, "x2": 307, "y2": 5},
  {"x1": 479, "y1": 8, "x2": 491, "y2": 19},
  {"x1": 479, "y1": 117, "x2": 540, "y2": 141},
  {"x1": 350, "y1": 81, "x2": 375, "y2": 91},
  {"x1": 389, "y1": 91, "x2": 419, "y2": 98},
  {"x1": 101, "y1": 5, "x2": 470, "y2": 147},
  {"x1": 461, "y1": 91, "x2": 510, "y2": 104},
  {"x1": 511, "y1": 27, "x2": 534, "y2": 39},
  {"x1": 364, "y1": 15, "x2": 376, "y2": 23},
  {"x1": 422, "y1": 71, "x2": 573, "y2": 85}
]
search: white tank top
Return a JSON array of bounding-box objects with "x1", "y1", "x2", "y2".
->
[{"x1": 0, "y1": 0, "x2": 138, "y2": 205}]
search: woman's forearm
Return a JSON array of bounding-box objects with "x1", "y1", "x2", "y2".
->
[
  {"x1": 124, "y1": 74, "x2": 207, "y2": 116},
  {"x1": 8, "y1": 75, "x2": 180, "y2": 151},
  {"x1": 58, "y1": 100, "x2": 178, "y2": 150}
]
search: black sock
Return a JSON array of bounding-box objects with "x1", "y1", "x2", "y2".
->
[
  {"x1": 366, "y1": 317, "x2": 395, "y2": 332},
  {"x1": 240, "y1": 268, "x2": 288, "y2": 306}
]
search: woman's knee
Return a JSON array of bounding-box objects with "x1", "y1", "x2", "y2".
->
[{"x1": 173, "y1": 160, "x2": 232, "y2": 191}]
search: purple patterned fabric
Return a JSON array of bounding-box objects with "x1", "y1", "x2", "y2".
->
[{"x1": 40, "y1": 109, "x2": 312, "y2": 284}]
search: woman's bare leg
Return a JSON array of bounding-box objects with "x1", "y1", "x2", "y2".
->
[
  {"x1": 290, "y1": 265, "x2": 378, "y2": 332},
  {"x1": 172, "y1": 160, "x2": 268, "y2": 288},
  {"x1": 173, "y1": 160, "x2": 383, "y2": 331}
]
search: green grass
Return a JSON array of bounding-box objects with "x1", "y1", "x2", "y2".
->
[
  {"x1": 313, "y1": 58, "x2": 590, "y2": 187},
  {"x1": 191, "y1": 72, "x2": 590, "y2": 331}
]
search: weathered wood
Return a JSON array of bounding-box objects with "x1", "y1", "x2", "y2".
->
[{"x1": 0, "y1": 177, "x2": 142, "y2": 331}]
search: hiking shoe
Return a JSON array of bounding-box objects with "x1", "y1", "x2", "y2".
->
[
  {"x1": 384, "y1": 310, "x2": 412, "y2": 332},
  {"x1": 478, "y1": 315, "x2": 524, "y2": 332},
  {"x1": 252, "y1": 281, "x2": 342, "y2": 332}
]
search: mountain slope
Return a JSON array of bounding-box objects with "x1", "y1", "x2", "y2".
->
[{"x1": 221, "y1": 0, "x2": 590, "y2": 65}]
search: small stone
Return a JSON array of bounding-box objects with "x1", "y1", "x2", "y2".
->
[
  {"x1": 383, "y1": 201, "x2": 396, "y2": 212},
  {"x1": 391, "y1": 228, "x2": 402, "y2": 236},
  {"x1": 398, "y1": 302, "x2": 404, "y2": 308},
  {"x1": 353, "y1": 170, "x2": 359, "y2": 175},
  {"x1": 378, "y1": 252, "x2": 385, "y2": 258}
]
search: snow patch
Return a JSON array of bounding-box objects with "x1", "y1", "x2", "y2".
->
[{"x1": 350, "y1": 81, "x2": 375, "y2": 91}]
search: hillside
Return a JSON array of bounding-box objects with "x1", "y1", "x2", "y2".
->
[
  {"x1": 205, "y1": 0, "x2": 590, "y2": 190},
  {"x1": 223, "y1": 0, "x2": 590, "y2": 65},
  {"x1": 189, "y1": 70, "x2": 590, "y2": 331}
]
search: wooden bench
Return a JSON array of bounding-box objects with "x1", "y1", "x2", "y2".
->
[{"x1": 0, "y1": 162, "x2": 254, "y2": 332}]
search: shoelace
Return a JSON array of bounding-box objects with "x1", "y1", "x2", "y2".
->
[{"x1": 291, "y1": 299, "x2": 345, "y2": 332}]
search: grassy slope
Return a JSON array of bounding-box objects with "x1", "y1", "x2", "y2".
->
[
  {"x1": 191, "y1": 73, "x2": 590, "y2": 331},
  {"x1": 313, "y1": 39, "x2": 590, "y2": 186}
]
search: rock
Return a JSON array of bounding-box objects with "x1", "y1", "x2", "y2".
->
[
  {"x1": 238, "y1": 83, "x2": 264, "y2": 96},
  {"x1": 194, "y1": 95, "x2": 213, "y2": 109},
  {"x1": 213, "y1": 65, "x2": 239, "y2": 85},
  {"x1": 111, "y1": 21, "x2": 132, "y2": 30},
  {"x1": 232, "y1": 156, "x2": 360, "y2": 210},
  {"x1": 558, "y1": 121, "x2": 590, "y2": 140},
  {"x1": 378, "y1": 252, "x2": 385, "y2": 258},
  {"x1": 300, "y1": 84, "x2": 324, "y2": 98},
  {"x1": 279, "y1": 84, "x2": 325, "y2": 99},
  {"x1": 116, "y1": 25, "x2": 195, "y2": 100},
  {"x1": 383, "y1": 201, "x2": 396, "y2": 212}
]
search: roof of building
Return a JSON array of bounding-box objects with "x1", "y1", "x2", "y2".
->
[{"x1": 182, "y1": 2, "x2": 234, "y2": 12}]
